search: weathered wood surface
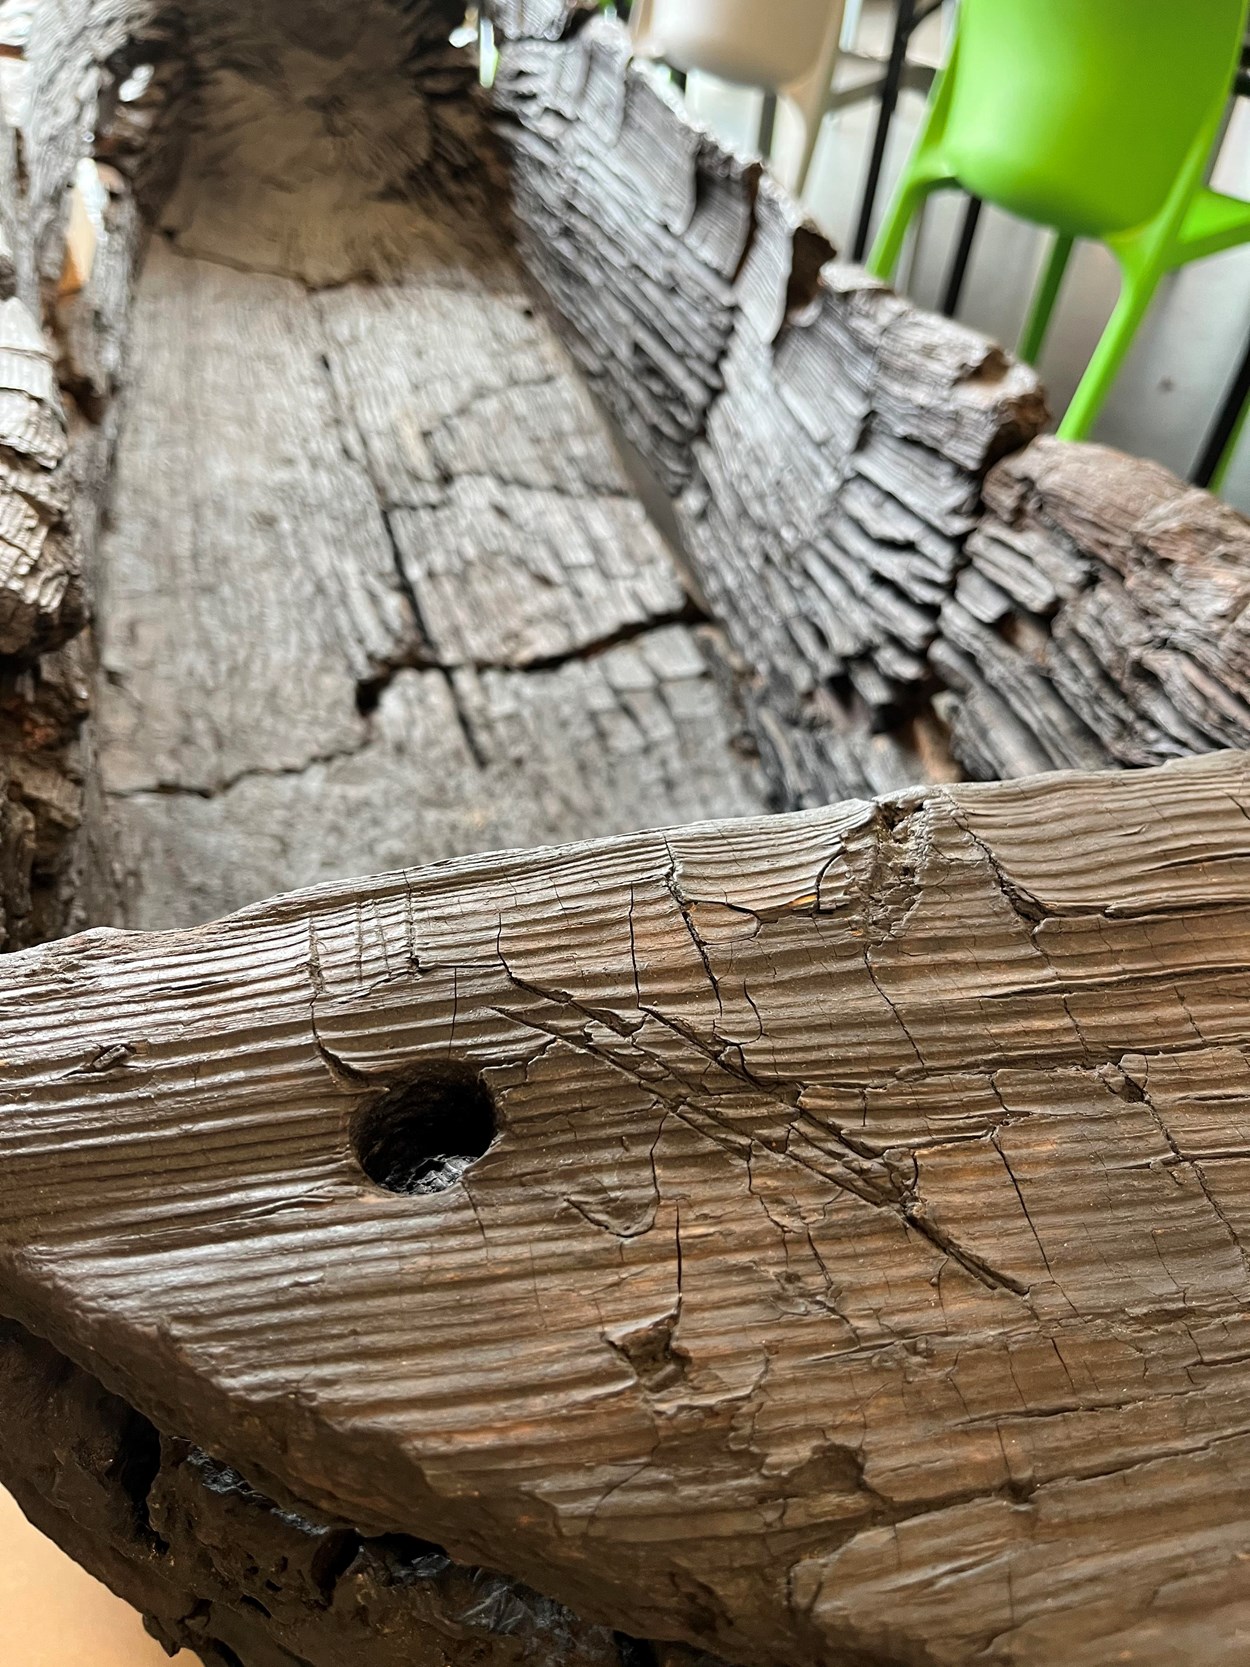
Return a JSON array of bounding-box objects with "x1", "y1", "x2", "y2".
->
[
  {"x1": 490, "y1": 10, "x2": 1050, "y2": 804},
  {"x1": 0, "y1": 1315, "x2": 698, "y2": 1667},
  {"x1": 7, "y1": 2, "x2": 1250, "y2": 1663},
  {"x1": 491, "y1": 4, "x2": 1250, "y2": 809},
  {"x1": 93, "y1": 0, "x2": 764, "y2": 931},
  {"x1": 938, "y1": 437, "x2": 1250, "y2": 779},
  {"x1": 0, "y1": 0, "x2": 158, "y2": 949},
  {"x1": 3, "y1": 751, "x2": 1250, "y2": 1667}
]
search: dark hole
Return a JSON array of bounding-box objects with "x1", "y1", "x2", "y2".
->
[
  {"x1": 310, "y1": 1528, "x2": 361, "y2": 1596},
  {"x1": 615, "y1": 1636, "x2": 659, "y2": 1667},
  {"x1": 352, "y1": 1069, "x2": 496, "y2": 1196},
  {"x1": 109, "y1": 1405, "x2": 169, "y2": 1551},
  {"x1": 368, "y1": 1531, "x2": 454, "y2": 1583},
  {"x1": 204, "y1": 1647, "x2": 245, "y2": 1667},
  {"x1": 355, "y1": 674, "x2": 384, "y2": 716}
]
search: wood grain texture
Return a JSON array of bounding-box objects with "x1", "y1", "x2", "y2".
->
[
  {"x1": 114, "y1": 631, "x2": 762, "y2": 930},
  {"x1": 93, "y1": 1, "x2": 765, "y2": 931},
  {"x1": 0, "y1": 1315, "x2": 695, "y2": 1667},
  {"x1": 3, "y1": 751, "x2": 1250, "y2": 1666}
]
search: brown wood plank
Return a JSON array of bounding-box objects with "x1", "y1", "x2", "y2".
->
[{"x1": 2, "y1": 752, "x2": 1250, "y2": 1665}]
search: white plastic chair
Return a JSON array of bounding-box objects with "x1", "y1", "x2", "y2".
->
[{"x1": 629, "y1": 0, "x2": 847, "y2": 195}]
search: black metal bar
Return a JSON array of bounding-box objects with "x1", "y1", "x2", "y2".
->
[
  {"x1": 758, "y1": 91, "x2": 777, "y2": 159},
  {"x1": 1193, "y1": 327, "x2": 1250, "y2": 488},
  {"x1": 852, "y1": 0, "x2": 919, "y2": 261},
  {"x1": 940, "y1": 195, "x2": 983, "y2": 318}
]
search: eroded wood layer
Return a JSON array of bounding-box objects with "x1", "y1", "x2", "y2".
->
[
  {"x1": 940, "y1": 436, "x2": 1250, "y2": 778},
  {"x1": 2, "y1": 752, "x2": 1249, "y2": 1666},
  {"x1": 491, "y1": 11, "x2": 1048, "y2": 804},
  {"x1": 0, "y1": 0, "x2": 186, "y2": 946},
  {"x1": 492, "y1": 5, "x2": 1250, "y2": 807}
]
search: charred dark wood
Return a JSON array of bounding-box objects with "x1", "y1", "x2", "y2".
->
[{"x1": 0, "y1": 1316, "x2": 704, "y2": 1667}]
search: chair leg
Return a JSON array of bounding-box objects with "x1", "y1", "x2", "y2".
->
[
  {"x1": 1056, "y1": 255, "x2": 1167, "y2": 441},
  {"x1": 867, "y1": 172, "x2": 937, "y2": 280},
  {"x1": 1019, "y1": 232, "x2": 1075, "y2": 366}
]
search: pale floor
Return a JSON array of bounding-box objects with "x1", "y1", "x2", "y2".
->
[
  {"x1": 0, "y1": 1488, "x2": 173, "y2": 1664},
  {"x1": 683, "y1": 1, "x2": 1250, "y2": 513}
]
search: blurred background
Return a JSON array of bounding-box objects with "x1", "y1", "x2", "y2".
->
[{"x1": 628, "y1": 0, "x2": 1250, "y2": 511}]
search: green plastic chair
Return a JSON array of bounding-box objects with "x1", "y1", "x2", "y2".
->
[{"x1": 867, "y1": 0, "x2": 1250, "y2": 441}]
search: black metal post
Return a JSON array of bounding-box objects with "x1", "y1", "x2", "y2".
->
[
  {"x1": 758, "y1": 91, "x2": 777, "y2": 158},
  {"x1": 1193, "y1": 328, "x2": 1250, "y2": 489},
  {"x1": 852, "y1": 0, "x2": 918, "y2": 260},
  {"x1": 851, "y1": 0, "x2": 944, "y2": 263},
  {"x1": 940, "y1": 195, "x2": 982, "y2": 317}
]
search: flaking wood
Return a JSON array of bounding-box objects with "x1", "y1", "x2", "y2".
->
[{"x1": 2, "y1": 0, "x2": 1250, "y2": 1663}]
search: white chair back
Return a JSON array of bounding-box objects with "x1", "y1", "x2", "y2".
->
[{"x1": 630, "y1": 0, "x2": 844, "y2": 97}]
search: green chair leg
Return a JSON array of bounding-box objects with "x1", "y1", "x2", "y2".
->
[
  {"x1": 1056, "y1": 254, "x2": 1167, "y2": 441},
  {"x1": 867, "y1": 173, "x2": 941, "y2": 280},
  {"x1": 1018, "y1": 232, "x2": 1074, "y2": 365}
]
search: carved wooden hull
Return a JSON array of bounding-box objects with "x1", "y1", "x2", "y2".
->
[{"x1": 1, "y1": 1, "x2": 1249, "y2": 1664}]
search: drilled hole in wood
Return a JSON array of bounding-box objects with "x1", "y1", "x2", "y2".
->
[{"x1": 352, "y1": 1069, "x2": 496, "y2": 1196}]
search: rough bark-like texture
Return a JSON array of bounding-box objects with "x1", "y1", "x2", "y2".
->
[
  {"x1": 490, "y1": 11, "x2": 1050, "y2": 805},
  {"x1": 2, "y1": 752, "x2": 1250, "y2": 1667},
  {"x1": 0, "y1": 0, "x2": 190, "y2": 948},
  {"x1": 491, "y1": 4, "x2": 1250, "y2": 810},
  {"x1": 937, "y1": 436, "x2": 1250, "y2": 778},
  {"x1": 0, "y1": 292, "x2": 82, "y2": 656}
]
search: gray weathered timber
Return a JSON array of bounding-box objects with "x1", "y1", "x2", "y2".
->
[
  {"x1": 0, "y1": 292, "x2": 81, "y2": 656},
  {"x1": 3, "y1": 752, "x2": 1250, "y2": 1667},
  {"x1": 0, "y1": 0, "x2": 165, "y2": 948},
  {"x1": 491, "y1": 4, "x2": 1250, "y2": 808},
  {"x1": 91, "y1": 0, "x2": 765, "y2": 931},
  {"x1": 490, "y1": 13, "x2": 1051, "y2": 802},
  {"x1": 941, "y1": 437, "x2": 1250, "y2": 777},
  {"x1": 114, "y1": 632, "x2": 761, "y2": 930}
]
